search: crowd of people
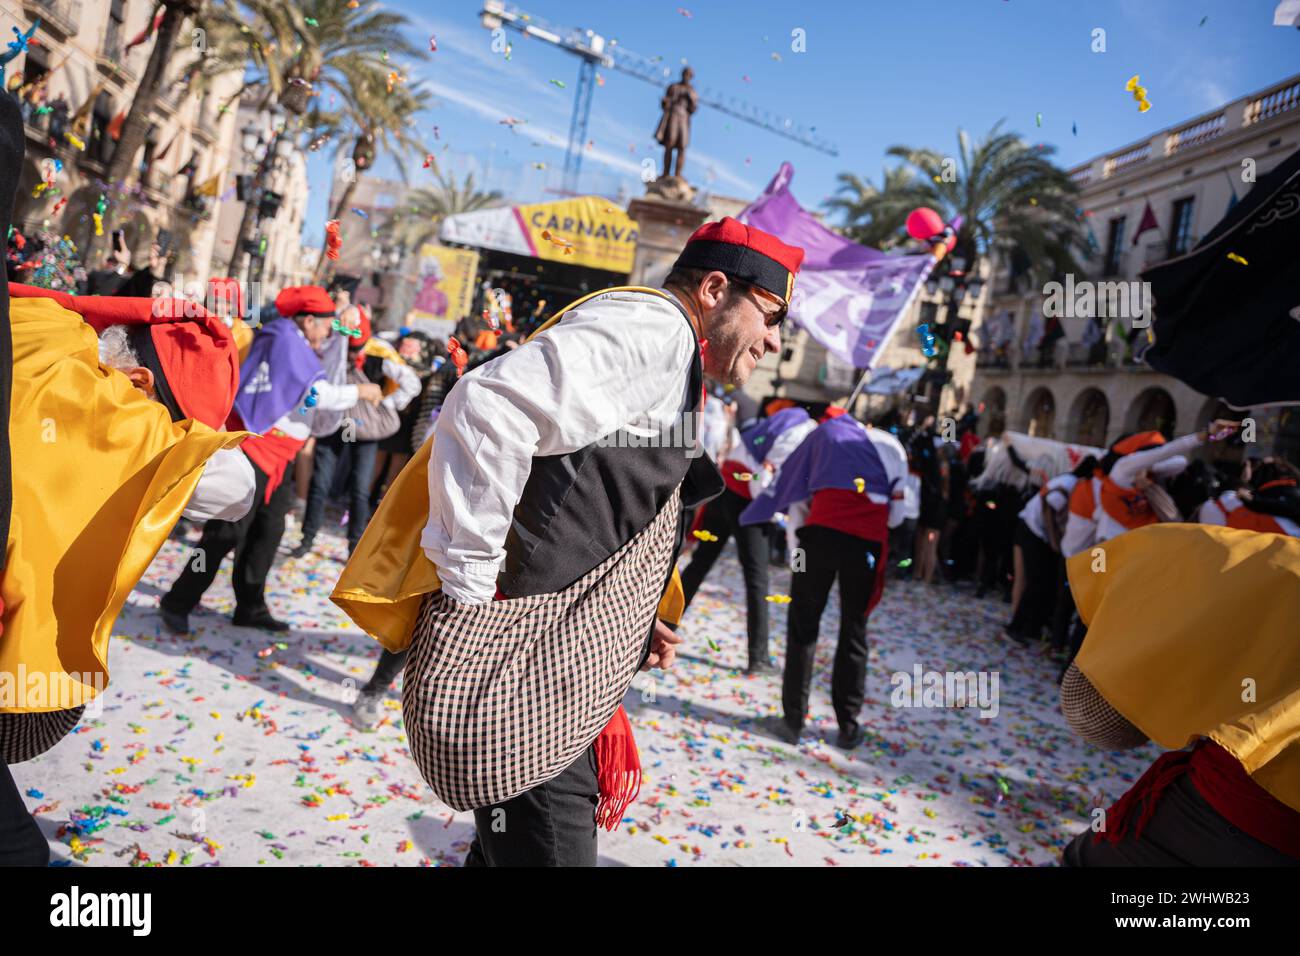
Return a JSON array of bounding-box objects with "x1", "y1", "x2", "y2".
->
[{"x1": 0, "y1": 78, "x2": 1296, "y2": 867}]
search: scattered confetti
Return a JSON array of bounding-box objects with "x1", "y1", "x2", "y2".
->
[{"x1": 1226, "y1": 252, "x2": 1248, "y2": 266}]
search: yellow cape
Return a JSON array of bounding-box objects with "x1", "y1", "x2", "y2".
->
[
  {"x1": 0, "y1": 297, "x2": 247, "y2": 712},
  {"x1": 1069, "y1": 523, "x2": 1300, "y2": 813},
  {"x1": 330, "y1": 287, "x2": 688, "y2": 651}
]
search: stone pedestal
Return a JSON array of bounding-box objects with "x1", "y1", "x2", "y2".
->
[{"x1": 627, "y1": 178, "x2": 709, "y2": 288}]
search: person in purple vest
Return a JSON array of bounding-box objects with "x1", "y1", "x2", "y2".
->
[
  {"x1": 160, "y1": 286, "x2": 381, "y2": 634},
  {"x1": 679, "y1": 404, "x2": 817, "y2": 673},
  {"x1": 741, "y1": 410, "x2": 909, "y2": 749}
]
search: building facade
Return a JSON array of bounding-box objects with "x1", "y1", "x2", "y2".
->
[
  {"x1": 968, "y1": 72, "x2": 1300, "y2": 460},
  {"x1": 5, "y1": 0, "x2": 244, "y2": 286}
]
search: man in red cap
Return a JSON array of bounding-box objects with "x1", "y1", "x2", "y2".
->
[
  {"x1": 158, "y1": 285, "x2": 382, "y2": 634},
  {"x1": 0, "y1": 282, "x2": 253, "y2": 865},
  {"x1": 330, "y1": 217, "x2": 803, "y2": 865}
]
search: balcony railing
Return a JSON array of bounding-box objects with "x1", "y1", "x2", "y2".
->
[
  {"x1": 1245, "y1": 77, "x2": 1300, "y2": 126},
  {"x1": 24, "y1": 0, "x2": 81, "y2": 37},
  {"x1": 1103, "y1": 143, "x2": 1151, "y2": 178},
  {"x1": 1165, "y1": 112, "x2": 1225, "y2": 155},
  {"x1": 1069, "y1": 74, "x2": 1300, "y2": 186}
]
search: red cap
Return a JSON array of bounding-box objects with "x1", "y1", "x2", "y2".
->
[
  {"x1": 275, "y1": 285, "x2": 335, "y2": 318},
  {"x1": 673, "y1": 216, "x2": 805, "y2": 304},
  {"x1": 9, "y1": 283, "x2": 239, "y2": 430},
  {"x1": 820, "y1": 405, "x2": 849, "y2": 422}
]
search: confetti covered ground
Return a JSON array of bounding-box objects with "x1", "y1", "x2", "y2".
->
[{"x1": 14, "y1": 517, "x2": 1159, "y2": 867}]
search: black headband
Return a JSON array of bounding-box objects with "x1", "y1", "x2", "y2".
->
[{"x1": 126, "y1": 324, "x2": 185, "y2": 424}]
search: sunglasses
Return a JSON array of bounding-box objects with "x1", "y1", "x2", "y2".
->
[{"x1": 733, "y1": 279, "x2": 788, "y2": 329}]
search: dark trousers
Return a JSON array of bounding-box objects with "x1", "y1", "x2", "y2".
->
[
  {"x1": 783, "y1": 525, "x2": 880, "y2": 735},
  {"x1": 363, "y1": 648, "x2": 407, "y2": 694},
  {"x1": 162, "y1": 454, "x2": 294, "y2": 617},
  {"x1": 463, "y1": 744, "x2": 599, "y2": 867},
  {"x1": 301, "y1": 430, "x2": 379, "y2": 551},
  {"x1": 680, "y1": 487, "x2": 770, "y2": 664},
  {"x1": 1063, "y1": 774, "x2": 1300, "y2": 866},
  {"x1": 1008, "y1": 521, "x2": 1060, "y2": 640},
  {"x1": 0, "y1": 758, "x2": 48, "y2": 866}
]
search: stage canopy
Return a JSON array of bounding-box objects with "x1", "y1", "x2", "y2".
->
[{"x1": 439, "y1": 195, "x2": 639, "y2": 275}]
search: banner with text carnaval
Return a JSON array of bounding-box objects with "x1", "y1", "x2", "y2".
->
[
  {"x1": 737, "y1": 162, "x2": 937, "y2": 370},
  {"x1": 514, "y1": 196, "x2": 639, "y2": 273},
  {"x1": 438, "y1": 196, "x2": 639, "y2": 274},
  {"x1": 407, "y1": 244, "x2": 479, "y2": 332}
]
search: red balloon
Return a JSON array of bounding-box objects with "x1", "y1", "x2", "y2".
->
[{"x1": 906, "y1": 207, "x2": 945, "y2": 242}]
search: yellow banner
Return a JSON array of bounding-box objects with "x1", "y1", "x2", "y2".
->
[
  {"x1": 516, "y1": 196, "x2": 639, "y2": 274},
  {"x1": 407, "y1": 244, "x2": 479, "y2": 328}
]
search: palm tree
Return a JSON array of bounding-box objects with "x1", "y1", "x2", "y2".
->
[
  {"x1": 823, "y1": 165, "x2": 919, "y2": 250},
  {"x1": 310, "y1": 69, "x2": 427, "y2": 281},
  {"x1": 831, "y1": 122, "x2": 1084, "y2": 281},
  {"x1": 179, "y1": 0, "x2": 423, "y2": 275},
  {"x1": 186, "y1": 0, "x2": 420, "y2": 119},
  {"x1": 383, "y1": 169, "x2": 505, "y2": 252}
]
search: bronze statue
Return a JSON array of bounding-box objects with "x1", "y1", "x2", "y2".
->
[{"x1": 654, "y1": 67, "x2": 697, "y2": 181}]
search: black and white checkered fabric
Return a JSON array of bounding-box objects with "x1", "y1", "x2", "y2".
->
[
  {"x1": 403, "y1": 486, "x2": 681, "y2": 812},
  {"x1": 1060, "y1": 663, "x2": 1149, "y2": 750},
  {"x1": 0, "y1": 706, "x2": 85, "y2": 764}
]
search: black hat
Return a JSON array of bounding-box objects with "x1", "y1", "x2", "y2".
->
[{"x1": 328, "y1": 273, "x2": 362, "y2": 297}]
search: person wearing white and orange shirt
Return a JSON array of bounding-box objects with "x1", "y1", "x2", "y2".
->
[{"x1": 1197, "y1": 457, "x2": 1300, "y2": 537}]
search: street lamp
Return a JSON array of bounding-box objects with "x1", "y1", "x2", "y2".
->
[{"x1": 917, "y1": 250, "x2": 985, "y2": 413}]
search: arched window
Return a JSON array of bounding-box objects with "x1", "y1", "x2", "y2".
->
[
  {"x1": 1021, "y1": 386, "x2": 1056, "y2": 438},
  {"x1": 1127, "y1": 387, "x2": 1177, "y2": 437},
  {"x1": 1069, "y1": 388, "x2": 1110, "y2": 447}
]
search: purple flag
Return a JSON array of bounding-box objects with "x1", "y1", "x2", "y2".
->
[{"x1": 738, "y1": 163, "x2": 937, "y2": 370}]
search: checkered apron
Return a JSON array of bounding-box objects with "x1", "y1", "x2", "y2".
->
[
  {"x1": 0, "y1": 707, "x2": 85, "y2": 764},
  {"x1": 403, "y1": 485, "x2": 682, "y2": 812}
]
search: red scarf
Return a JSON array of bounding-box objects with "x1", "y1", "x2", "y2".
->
[{"x1": 1096, "y1": 741, "x2": 1300, "y2": 858}]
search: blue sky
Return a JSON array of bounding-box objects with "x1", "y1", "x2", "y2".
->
[{"x1": 300, "y1": 0, "x2": 1299, "y2": 245}]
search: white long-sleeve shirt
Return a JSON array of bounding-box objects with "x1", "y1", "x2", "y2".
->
[
  {"x1": 1062, "y1": 432, "x2": 1203, "y2": 554},
  {"x1": 1018, "y1": 473, "x2": 1078, "y2": 544},
  {"x1": 183, "y1": 446, "x2": 256, "y2": 522},
  {"x1": 421, "y1": 289, "x2": 697, "y2": 605},
  {"x1": 378, "y1": 357, "x2": 421, "y2": 412}
]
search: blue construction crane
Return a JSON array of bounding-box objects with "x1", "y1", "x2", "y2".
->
[{"x1": 480, "y1": 0, "x2": 838, "y2": 195}]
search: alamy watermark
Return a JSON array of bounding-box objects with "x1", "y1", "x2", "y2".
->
[
  {"x1": 148, "y1": 274, "x2": 268, "y2": 326},
  {"x1": 890, "y1": 664, "x2": 1000, "y2": 718},
  {"x1": 595, "y1": 413, "x2": 703, "y2": 458},
  {"x1": 0, "y1": 665, "x2": 107, "y2": 715},
  {"x1": 1042, "y1": 274, "x2": 1152, "y2": 327}
]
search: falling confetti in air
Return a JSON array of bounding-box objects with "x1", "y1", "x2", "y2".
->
[{"x1": 1226, "y1": 252, "x2": 1248, "y2": 266}]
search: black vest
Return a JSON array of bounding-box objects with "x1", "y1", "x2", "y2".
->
[{"x1": 497, "y1": 291, "x2": 725, "y2": 598}]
